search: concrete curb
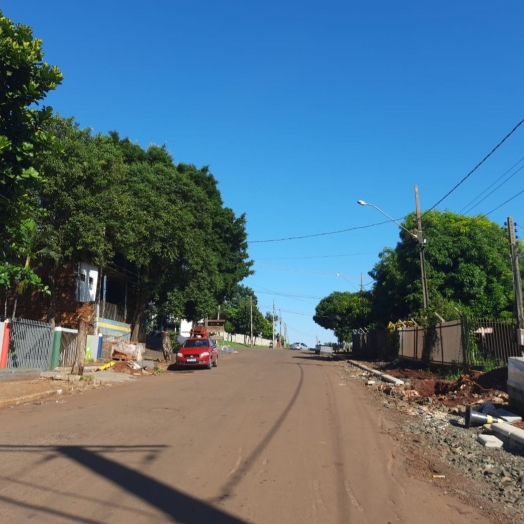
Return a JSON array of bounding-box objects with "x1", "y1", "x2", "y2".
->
[
  {"x1": 0, "y1": 388, "x2": 68, "y2": 410},
  {"x1": 347, "y1": 360, "x2": 405, "y2": 385},
  {"x1": 485, "y1": 422, "x2": 524, "y2": 451}
]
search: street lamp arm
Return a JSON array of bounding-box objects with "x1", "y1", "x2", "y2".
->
[
  {"x1": 357, "y1": 200, "x2": 417, "y2": 240},
  {"x1": 335, "y1": 273, "x2": 359, "y2": 291}
]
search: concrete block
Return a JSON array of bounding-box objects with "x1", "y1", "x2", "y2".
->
[
  {"x1": 477, "y1": 434, "x2": 504, "y2": 448},
  {"x1": 508, "y1": 383, "x2": 524, "y2": 411},
  {"x1": 509, "y1": 429, "x2": 524, "y2": 450},
  {"x1": 490, "y1": 422, "x2": 519, "y2": 439},
  {"x1": 493, "y1": 408, "x2": 522, "y2": 424}
]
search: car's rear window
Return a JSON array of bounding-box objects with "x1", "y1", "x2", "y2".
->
[{"x1": 183, "y1": 339, "x2": 210, "y2": 348}]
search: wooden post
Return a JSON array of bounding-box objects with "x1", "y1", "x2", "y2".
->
[
  {"x1": 71, "y1": 317, "x2": 89, "y2": 375},
  {"x1": 508, "y1": 217, "x2": 524, "y2": 328},
  {"x1": 415, "y1": 185, "x2": 429, "y2": 309}
]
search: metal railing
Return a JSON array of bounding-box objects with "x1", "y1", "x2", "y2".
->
[
  {"x1": 59, "y1": 328, "x2": 79, "y2": 367},
  {"x1": 7, "y1": 318, "x2": 54, "y2": 370}
]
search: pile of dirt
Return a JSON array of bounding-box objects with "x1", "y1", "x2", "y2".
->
[{"x1": 371, "y1": 360, "x2": 511, "y2": 409}]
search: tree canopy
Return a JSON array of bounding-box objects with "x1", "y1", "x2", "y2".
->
[
  {"x1": 314, "y1": 210, "x2": 519, "y2": 340},
  {"x1": 0, "y1": 11, "x2": 63, "y2": 310},
  {"x1": 314, "y1": 291, "x2": 373, "y2": 343},
  {"x1": 32, "y1": 119, "x2": 253, "y2": 337}
]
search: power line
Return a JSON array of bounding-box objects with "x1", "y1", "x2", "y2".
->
[
  {"x1": 249, "y1": 219, "x2": 398, "y2": 243},
  {"x1": 467, "y1": 164, "x2": 524, "y2": 215},
  {"x1": 484, "y1": 188, "x2": 524, "y2": 216},
  {"x1": 425, "y1": 116, "x2": 524, "y2": 214},
  {"x1": 256, "y1": 251, "x2": 377, "y2": 261},
  {"x1": 460, "y1": 156, "x2": 524, "y2": 214}
]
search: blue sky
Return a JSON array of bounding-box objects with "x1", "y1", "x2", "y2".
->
[{"x1": 3, "y1": 1, "x2": 523, "y2": 346}]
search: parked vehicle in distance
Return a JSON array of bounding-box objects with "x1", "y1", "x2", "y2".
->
[
  {"x1": 290, "y1": 342, "x2": 309, "y2": 351},
  {"x1": 176, "y1": 330, "x2": 218, "y2": 369}
]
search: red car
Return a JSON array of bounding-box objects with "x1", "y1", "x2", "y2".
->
[{"x1": 176, "y1": 337, "x2": 218, "y2": 369}]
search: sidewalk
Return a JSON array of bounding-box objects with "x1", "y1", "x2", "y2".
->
[
  {"x1": 0, "y1": 371, "x2": 84, "y2": 410},
  {"x1": 0, "y1": 348, "x2": 169, "y2": 410}
]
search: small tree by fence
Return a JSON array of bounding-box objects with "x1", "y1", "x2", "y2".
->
[{"x1": 352, "y1": 318, "x2": 521, "y2": 367}]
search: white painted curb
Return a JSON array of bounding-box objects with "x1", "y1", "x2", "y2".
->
[{"x1": 347, "y1": 360, "x2": 404, "y2": 385}]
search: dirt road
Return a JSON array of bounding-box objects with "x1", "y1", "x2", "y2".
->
[{"x1": 0, "y1": 349, "x2": 492, "y2": 523}]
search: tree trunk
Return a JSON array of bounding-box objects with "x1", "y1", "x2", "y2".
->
[
  {"x1": 130, "y1": 278, "x2": 147, "y2": 343},
  {"x1": 47, "y1": 266, "x2": 56, "y2": 328},
  {"x1": 11, "y1": 281, "x2": 20, "y2": 318},
  {"x1": 161, "y1": 331, "x2": 172, "y2": 362},
  {"x1": 71, "y1": 317, "x2": 89, "y2": 375}
]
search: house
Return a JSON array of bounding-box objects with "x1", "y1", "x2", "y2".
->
[{"x1": 1, "y1": 261, "x2": 137, "y2": 341}]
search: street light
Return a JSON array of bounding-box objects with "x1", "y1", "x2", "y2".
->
[
  {"x1": 357, "y1": 200, "x2": 417, "y2": 240},
  {"x1": 335, "y1": 273, "x2": 359, "y2": 292},
  {"x1": 357, "y1": 199, "x2": 428, "y2": 309}
]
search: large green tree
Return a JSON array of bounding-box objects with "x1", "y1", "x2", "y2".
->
[
  {"x1": 370, "y1": 211, "x2": 516, "y2": 323},
  {"x1": 314, "y1": 291, "x2": 373, "y2": 343},
  {"x1": 0, "y1": 11, "x2": 63, "y2": 309}
]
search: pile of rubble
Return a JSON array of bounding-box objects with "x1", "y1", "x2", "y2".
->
[{"x1": 342, "y1": 360, "x2": 524, "y2": 524}]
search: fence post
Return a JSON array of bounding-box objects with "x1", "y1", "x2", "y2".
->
[
  {"x1": 50, "y1": 327, "x2": 63, "y2": 370},
  {"x1": 0, "y1": 319, "x2": 11, "y2": 369},
  {"x1": 460, "y1": 314, "x2": 470, "y2": 367}
]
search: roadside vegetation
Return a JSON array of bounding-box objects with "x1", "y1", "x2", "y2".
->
[
  {"x1": 313, "y1": 209, "x2": 524, "y2": 358},
  {"x1": 0, "y1": 11, "x2": 252, "y2": 338}
]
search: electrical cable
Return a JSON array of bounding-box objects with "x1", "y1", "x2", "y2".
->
[
  {"x1": 256, "y1": 251, "x2": 377, "y2": 261},
  {"x1": 249, "y1": 219, "x2": 398, "y2": 243},
  {"x1": 466, "y1": 164, "x2": 524, "y2": 215},
  {"x1": 484, "y1": 188, "x2": 524, "y2": 216},
  {"x1": 425, "y1": 116, "x2": 524, "y2": 214},
  {"x1": 460, "y1": 157, "x2": 524, "y2": 214}
]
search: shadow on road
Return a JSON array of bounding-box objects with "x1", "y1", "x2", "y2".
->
[{"x1": 0, "y1": 444, "x2": 248, "y2": 524}]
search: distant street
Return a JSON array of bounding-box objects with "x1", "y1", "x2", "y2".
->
[{"x1": 0, "y1": 349, "x2": 491, "y2": 524}]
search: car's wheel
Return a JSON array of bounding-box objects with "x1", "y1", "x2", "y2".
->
[
  {"x1": 207, "y1": 358, "x2": 212, "y2": 369},
  {"x1": 213, "y1": 356, "x2": 218, "y2": 367}
]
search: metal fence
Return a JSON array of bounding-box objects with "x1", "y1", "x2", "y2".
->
[
  {"x1": 7, "y1": 318, "x2": 54, "y2": 370},
  {"x1": 353, "y1": 318, "x2": 521, "y2": 367},
  {"x1": 59, "y1": 328, "x2": 79, "y2": 367},
  {"x1": 465, "y1": 318, "x2": 521, "y2": 365}
]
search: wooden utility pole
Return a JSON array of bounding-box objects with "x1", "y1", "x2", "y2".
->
[
  {"x1": 507, "y1": 217, "x2": 524, "y2": 328},
  {"x1": 279, "y1": 309, "x2": 282, "y2": 348},
  {"x1": 414, "y1": 185, "x2": 429, "y2": 310},
  {"x1": 250, "y1": 296, "x2": 253, "y2": 347},
  {"x1": 272, "y1": 300, "x2": 275, "y2": 348}
]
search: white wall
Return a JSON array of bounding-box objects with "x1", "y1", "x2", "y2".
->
[{"x1": 224, "y1": 333, "x2": 273, "y2": 345}]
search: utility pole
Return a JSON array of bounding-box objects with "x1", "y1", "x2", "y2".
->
[
  {"x1": 507, "y1": 217, "x2": 524, "y2": 328},
  {"x1": 284, "y1": 323, "x2": 287, "y2": 347},
  {"x1": 272, "y1": 300, "x2": 275, "y2": 348},
  {"x1": 415, "y1": 185, "x2": 429, "y2": 310},
  {"x1": 279, "y1": 309, "x2": 282, "y2": 348},
  {"x1": 360, "y1": 272, "x2": 364, "y2": 292},
  {"x1": 250, "y1": 296, "x2": 253, "y2": 347}
]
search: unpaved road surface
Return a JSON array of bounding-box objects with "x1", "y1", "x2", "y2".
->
[{"x1": 0, "y1": 349, "x2": 493, "y2": 523}]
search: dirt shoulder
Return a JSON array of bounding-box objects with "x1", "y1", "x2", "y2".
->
[{"x1": 339, "y1": 358, "x2": 524, "y2": 524}]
